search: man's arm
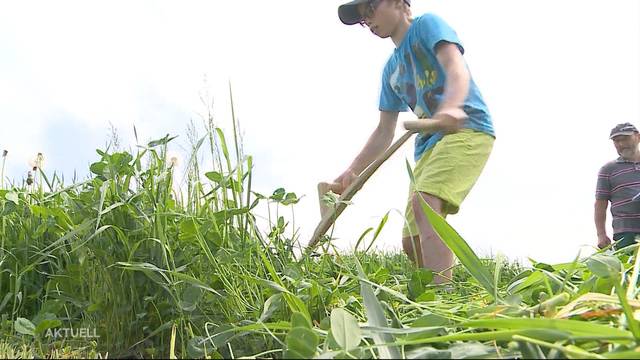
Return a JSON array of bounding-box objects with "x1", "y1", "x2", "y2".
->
[
  {"x1": 334, "y1": 111, "x2": 398, "y2": 192},
  {"x1": 594, "y1": 199, "x2": 611, "y2": 248}
]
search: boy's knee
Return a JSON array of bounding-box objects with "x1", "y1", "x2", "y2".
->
[{"x1": 411, "y1": 192, "x2": 445, "y2": 215}]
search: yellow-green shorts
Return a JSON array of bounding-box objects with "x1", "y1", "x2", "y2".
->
[{"x1": 403, "y1": 129, "x2": 494, "y2": 238}]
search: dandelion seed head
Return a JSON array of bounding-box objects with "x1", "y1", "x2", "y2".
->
[{"x1": 167, "y1": 152, "x2": 181, "y2": 168}]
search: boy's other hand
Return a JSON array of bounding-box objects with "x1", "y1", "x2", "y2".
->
[
  {"x1": 333, "y1": 169, "x2": 358, "y2": 194},
  {"x1": 434, "y1": 107, "x2": 467, "y2": 134}
]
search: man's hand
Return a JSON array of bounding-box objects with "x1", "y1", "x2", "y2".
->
[
  {"x1": 597, "y1": 233, "x2": 612, "y2": 249},
  {"x1": 333, "y1": 169, "x2": 358, "y2": 194},
  {"x1": 433, "y1": 107, "x2": 467, "y2": 134}
]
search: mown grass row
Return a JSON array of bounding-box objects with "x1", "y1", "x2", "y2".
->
[{"x1": 2, "y1": 95, "x2": 640, "y2": 358}]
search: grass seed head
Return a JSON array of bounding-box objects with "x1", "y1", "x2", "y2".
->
[
  {"x1": 29, "y1": 153, "x2": 45, "y2": 170},
  {"x1": 36, "y1": 153, "x2": 44, "y2": 169}
]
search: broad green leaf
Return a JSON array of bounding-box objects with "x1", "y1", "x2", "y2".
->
[
  {"x1": 285, "y1": 327, "x2": 319, "y2": 359},
  {"x1": 1, "y1": 200, "x2": 16, "y2": 216},
  {"x1": 532, "y1": 260, "x2": 556, "y2": 272},
  {"x1": 5, "y1": 191, "x2": 19, "y2": 205},
  {"x1": 205, "y1": 171, "x2": 224, "y2": 184},
  {"x1": 209, "y1": 324, "x2": 235, "y2": 348},
  {"x1": 14, "y1": 318, "x2": 35, "y2": 336},
  {"x1": 292, "y1": 311, "x2": 312, "y2": 329},
  {"x1": 270, "y1": 188, "x2": 286, "y2": 202},
  {"x1": 319, "y1": 317, "x2": 331, "y2": 331},
  {"x1": 32, "y1": 312, "x2": 56, "y2": 328},
  {"x1": 587, "y1": 255, "x2": 622, "y2": 279},
  {"x1": 30, "y1": 204, "x2": 50, "y2": 218},
  {"x1": 89, "y1": 161, "x2": 106, "y2": 176},
  {"x1": 179, "y1": 218, "x2": 198, "y2": 241},
  {"x1": 416, "y1": 291, "x2": 436, "y2": 302},
  {"x1": 35, "y1": 319, "x2": 62, "y2": 335},
  {"x1": 408, "y1": 269, "x2": 434, "y2": 300},
  {"x1": 187, "y1": 336, "x2": 207, "y2": 359},
  {"x1": 411, "y1": 313, "x2": 449, "y2": 328},
  {"x1": 330, "y1": 308, "x2": 361, "y2": 351},
  {"x1": 281, "y1": 192, "x2": 300, "y2": 205},
  {"x1": 179, "y1": 285, "x2": 202, "y2": 312},
  {"x1": 259, "y1": 293, "x2": 283, "y2": 322},
  {"x1": 0, "y1": 292, "x2": 12, "y2": 312}
]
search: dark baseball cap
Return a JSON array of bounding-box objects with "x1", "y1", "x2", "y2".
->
[
  {"x1": 610, "y1": 122, "x2": 639, "y2": 139},
  {"x1": 338, "y1": 0, "x2": 411, "y2": 25}
]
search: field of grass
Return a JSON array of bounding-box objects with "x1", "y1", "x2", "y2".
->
[{"x1": 2, "y1": 106, "x2": 640, "y2": 359}]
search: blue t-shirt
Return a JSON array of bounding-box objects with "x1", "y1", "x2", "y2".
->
[{"x1": 379, "y1": 13, "x2": 495, "y2": 161}]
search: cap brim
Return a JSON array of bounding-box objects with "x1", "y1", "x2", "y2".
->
[
  {"x1": 338, "y1": 0, "x2": 367, "y2": 25},
  {"x1": 610, "y1": 131, "x2": 638, "y2": 139}
]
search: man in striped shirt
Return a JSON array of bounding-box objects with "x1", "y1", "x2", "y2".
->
[{"x1": 596, "y1": 122, "x2": 640, "y2": 250}]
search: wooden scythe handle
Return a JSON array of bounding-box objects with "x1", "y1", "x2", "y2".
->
[{"x1": 307, "y1": 130, "x2": 415, "y2": 249}]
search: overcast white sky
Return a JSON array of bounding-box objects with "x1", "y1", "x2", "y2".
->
[{"x1": 1, "y1": 1, "x2": 639, "y2": 264}]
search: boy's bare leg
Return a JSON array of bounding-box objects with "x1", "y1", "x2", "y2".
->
[
  {"x1": 402, "y1": 236, "x2": 423, "y2": 267},
  {"x1": 411, "y1": 192, "x2": 453, "y2": 284}
]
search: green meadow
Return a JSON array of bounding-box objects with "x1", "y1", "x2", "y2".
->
[{"x1": 1, "y1": 105, "x2": 640, "y2": 359}]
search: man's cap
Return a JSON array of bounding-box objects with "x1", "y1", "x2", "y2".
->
[
  {"x1": 338, "y1": 0, "x2": 411, "y2": 26},
  {"x1": 610, "y1": 122, "x2": 639, "y2": 139}
]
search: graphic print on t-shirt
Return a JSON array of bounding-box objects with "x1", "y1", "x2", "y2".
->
[{"x1": 389, "y1": 42, "x2": 442, "y2": 119}]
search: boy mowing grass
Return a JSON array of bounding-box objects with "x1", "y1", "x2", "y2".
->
[{"x1": 333, "y1": 0, "x2": 495, "y2": 283}]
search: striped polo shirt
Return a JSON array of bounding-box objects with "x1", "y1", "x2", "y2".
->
[{"x1": 596, "y1": 157, "x2": 640, "y2": 234}]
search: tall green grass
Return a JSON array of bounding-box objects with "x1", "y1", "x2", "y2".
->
[{"x1": 1, "y1": 91, "x2": 640, "y2": 358}]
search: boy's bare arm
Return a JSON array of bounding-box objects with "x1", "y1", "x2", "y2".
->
[
  {"x1": 404, "y1": 42, "x2": 470, "y2": 135},
  {"x1": 334, "y1": 111, "x2": 398, "y2": 191},
  {"x1": 434, "y1": 42, "x2": 470, "y2": 114}
]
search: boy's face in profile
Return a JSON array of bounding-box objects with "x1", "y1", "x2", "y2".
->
[{"x1": 357, "y1": 0, "x2": 404, "y2": 39}]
